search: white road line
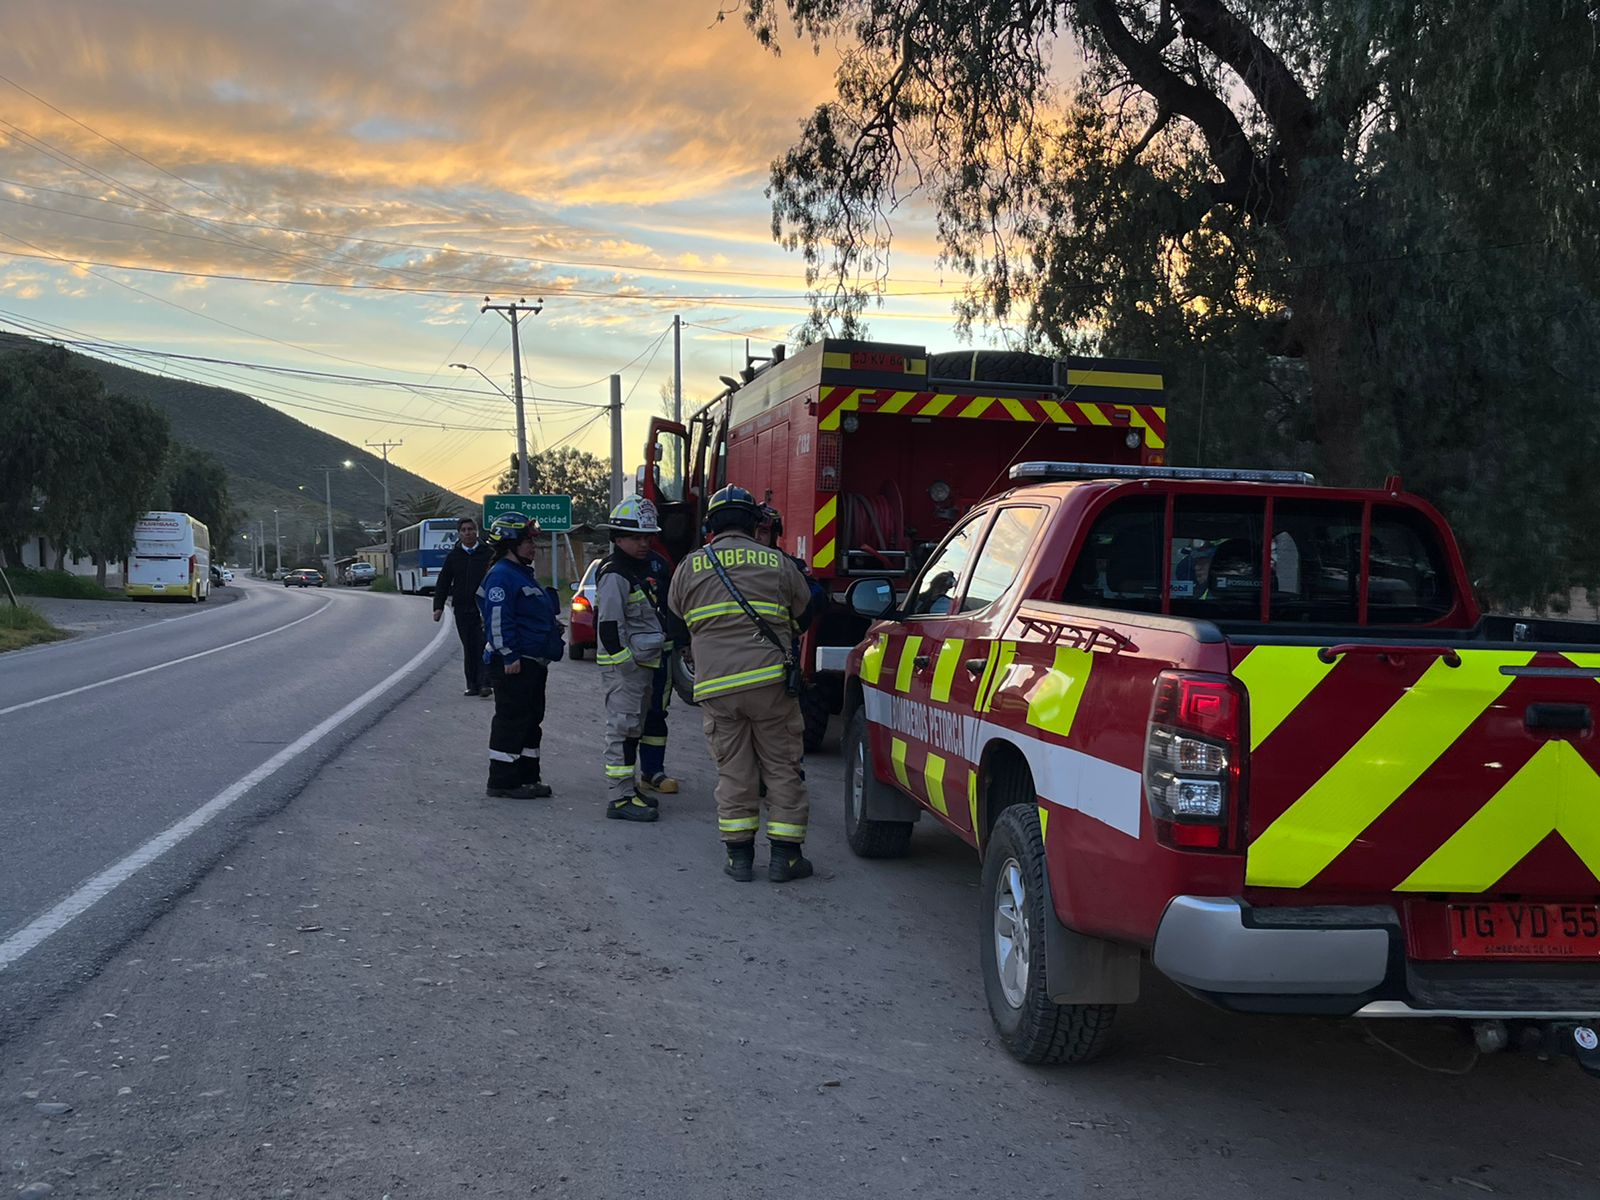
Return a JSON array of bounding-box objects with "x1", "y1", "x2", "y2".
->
[
  {"x1": 0, "y1": 618, "x2": 452, "y2": 971},
  {"x1": 0, "y1": 598, "x2": 333, "y2": 717}
]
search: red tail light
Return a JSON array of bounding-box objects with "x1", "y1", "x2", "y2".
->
[
  {"x1": 188, "y1": 555, "x2": 197, "y2": 578},
  {"x1": 571, "y1": 595, "x2": 591, "y2": 613},
  {"x1": 1144, "y1": 672, "x2": 1246, "y2": 853}
]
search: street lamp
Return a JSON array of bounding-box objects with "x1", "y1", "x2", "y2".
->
[{"x1": 306, "y1": 463, "x2": 352, "y2": 584}]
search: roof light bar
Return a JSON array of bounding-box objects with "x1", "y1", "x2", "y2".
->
[{"x1": 1009, "y1": 461, "x2": 1317, "y2": 486}]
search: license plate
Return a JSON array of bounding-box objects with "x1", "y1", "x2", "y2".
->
[{"x1": 1448, "y1": 903, "x2": 1600, "y2": 958}]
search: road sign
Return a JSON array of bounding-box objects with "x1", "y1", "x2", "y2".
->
[{"x1": 483, "y1": 494, "x2": 573, "y2": 533}]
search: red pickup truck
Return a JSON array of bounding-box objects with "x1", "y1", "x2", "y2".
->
[{"x1": 841, "y1": 461, "x2": 1600, "y2": 1074}]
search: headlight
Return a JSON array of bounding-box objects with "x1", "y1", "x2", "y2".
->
[
  {"x1": 928, "y1": 479, "x2": 952, "y2": 504},
  {"x1": 841, "y1": 413, "x2": 860, "y2": 433},
  {"x1": 1124, "y1": 430, "x2": 1142, "y2": 449}
]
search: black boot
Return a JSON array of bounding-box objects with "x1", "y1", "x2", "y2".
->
[
  {"x1": 768, "y1": 840, "x2": 814, "y2": 883},
  {"x1": 723, "y1": 840, "x2": 755, "y2": 882},
  {"x1": 516, "y1": 756, "x2": 552, "y2": 798},
  {"x1": 606, "y1": 793, "x2": 659, "y2": 823},
  {"x1": 487, "y1": 782, "x2": 548, "y2": 799}
]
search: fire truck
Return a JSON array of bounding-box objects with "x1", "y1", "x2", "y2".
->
[{"x1": 638, "y1": 340, "x2": 1167, "y2": 746}]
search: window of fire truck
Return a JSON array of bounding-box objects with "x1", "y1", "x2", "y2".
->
[
  {"x1": 1060, "y1": 496, "x2": 1164, "y2": 613},
  {"x1": 1165, "y1": 497, "x2": 1268, "y2": 619},
  {"x1": 905, "y1": 512, "x2": 989, "y2": 616},
  {"x1": 1265, "y1": 499, "x2": 1363, "y2": 622},
  {"x1": 963, "y1": 506, "x2": 1045, "y2": 612}
]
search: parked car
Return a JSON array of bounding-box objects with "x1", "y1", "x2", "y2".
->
[
  {"x1": 221, "y1": 569, "x2": 234, "y2": 583},
  {"x1": 343, "y1": 562, "x2": 377, "y2": 586},
  {"x1": 209, "y1": 564, "x2": 226, "y2": 587},
  {"x1": 284, "y1": 568, "x2": 324, "y2": 588},
  {"x1": 568, "y1": 559, "x2": 599, "y2": 659}
]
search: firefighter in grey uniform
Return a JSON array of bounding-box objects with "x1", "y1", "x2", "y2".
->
[
  {"x1": 596, "y1": 495, "x2": 667, "y2": 823},
  {"x1": 667, "y1": 485, "x2": 814, "y2": 882}
]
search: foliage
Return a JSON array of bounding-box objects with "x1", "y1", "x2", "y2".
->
[
  {"x1": 0, "y1": 346, "x2": 171, "y2": 575},
  {"x1": 740, "y1": 0, "x2": 1600, "y2": 607},
  {"x1": 369, "y1": 575, "x2": 398, "y2": 593},
  {"x1": 159, "y1": 445, "x2": 235, "y2": 560},
  {"x1": 495, "y1": 447, "x2": 611, "y2": 527},
  {"x1": 5, "y1": 567, "x2": 121, "y2": 601},
  {"x1": 392, "y1": 488, "x2": 465, "y2": 527},
  {"x1": 0, "y1": 601, "x2": 68, "y2": 653},
  {"x1": 0, "y1": 334, "x2": 475, "y2": 547}
]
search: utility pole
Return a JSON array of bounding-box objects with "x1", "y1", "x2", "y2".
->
[
  {"x1": 364, "y1": 439, "x2": 402, "y2": 548},
  {"x1": 273, "y1": 509, "x2": 282, "y2": 576},
  {"x1": 609, "y1": 374, "x2": 624, "y2": 509},
  {"x1": 257, "y1": 520, "x2": 266, "y2": 575},
  {"x1": 481, "y1": 297, "x2": 543, "y2": 493},
  {"x1": 312, "y1": 466, "x2": 345, "y2": 583},
  {"x1": 672, "y1": 314, "x2": 682, "y2": 425}
]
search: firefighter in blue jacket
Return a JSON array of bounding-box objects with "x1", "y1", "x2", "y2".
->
[{"x1": 477, "y1": 513, "x2": 564, "y2": 799}]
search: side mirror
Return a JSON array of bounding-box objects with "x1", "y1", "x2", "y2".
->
[{"x1": 847, "y1": 577, "x2": 896, "y2": 620}]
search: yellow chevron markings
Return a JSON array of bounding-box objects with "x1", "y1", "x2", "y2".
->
[
  {"x1": 1245, "y1": 651, "x2": 1534, "y2": 888},
  {"x1": 968, "y1": 770, "x2": 979, "y2": 841},
  {"x1": 1038, "y1": 399, "x2": 1070, "y2": 424},
  {"x1": 1399, "y1": 739, "x2": 1600, "y2": 892},
  {"x1": 1038, "y1": 804, "x2": 1051, "y2": 843},
  {"x1": 879, "y1": 391, "x2": 915, "y2": 414},
  {"x1": 924, "y1": 752, "x2": 949, "y2": 816},
  {"x1": 894, "y1": 635, "x2": 924, "y2": 693},
  {"x1": 999, "y1": 396, "x2": 1035, "y2": 422},
  {"x1": 1235, "y1": 645, "x2": 1338, "y2": 751},
  {"x1": 814, "y1": 496, "x2": 837, "y2": 534},
  {"x1": 930, "y1": 638, "x2": 966, "y2": 703},
  {"x1": 860, "y1": 633, "x2": 887, "y2": 686},
  {"x1": 1024, "y1": 646, "x2": 1094, "y2": 738},
  {"x1": 959, "y1": 396, "x2": 996, "y2": 419},
  {"x1": 920, "y1": 394, "x2": 955, "y2": 417},
  {"x1": 890, "y1": 737, "x2": 912, "y2": 792},
  {"x1": 977, "y1": 642, "x2": 1019, "y2": 713}
]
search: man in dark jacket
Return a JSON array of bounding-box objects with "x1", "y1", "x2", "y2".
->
[{"x1": 432, "y1": 516, "x2": 494, "y2": 696}]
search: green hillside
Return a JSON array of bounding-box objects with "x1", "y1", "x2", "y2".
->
[{"x1": 0, "y1": 334, "x2": 476, "y2": 544}]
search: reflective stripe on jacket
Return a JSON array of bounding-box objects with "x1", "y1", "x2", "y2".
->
[{"x1": 667, "y1": 532, "x2": 809, "y2": 702}]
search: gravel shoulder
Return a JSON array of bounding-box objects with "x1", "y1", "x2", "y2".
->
[{"x1": 21, "y1": 586, "x2": 245, "y2": 638}]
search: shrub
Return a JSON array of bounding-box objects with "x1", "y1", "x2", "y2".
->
[
  {"x1": 369, "y1": 575, "x2": 397, "y2": 593},
  {"x1": 0, "y1": 601, "x2": 69, "y2": 652},
  {"x1": 7, "y1": 567, "x2": 122, "y2": 600}
]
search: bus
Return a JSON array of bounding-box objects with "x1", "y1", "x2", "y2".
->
[
  {"x1": 127, "y1": 511, "x2": 211, "y2": 602},
  {"x1": 393, "y1": 518, "x2": 459, "y2": 594}
]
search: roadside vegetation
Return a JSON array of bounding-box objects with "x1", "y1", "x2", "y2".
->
[
  {"x1": 8, "y1": 567, "x2": 123, "y2": 601},
  {"x1": 0, "y1": 602, "x2": 69, "y2": 652},
  {"x1": 369, "y1": 576, "x2": 397, "y2": 593}
]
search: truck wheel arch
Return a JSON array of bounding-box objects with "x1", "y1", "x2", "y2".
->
[{"x1": 975, "y1": 740, "x2": 1033, "y2": 855}]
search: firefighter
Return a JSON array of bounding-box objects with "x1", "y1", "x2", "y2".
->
[
  {"x1": 637, "y1": 542, "x2": 681, "y2": 797},
  {"x1": 668, "y1": 486, "x2": 814, "y2": 882},
  {"x1": 755, "y1": 503, "x2": 826, "y2": 630},
  {"x1": 477, "y1": 514, "x2": 564, "y2": 799},
  {"x1": 596, "y1": 495, "x2": 668, "y2": 823}
]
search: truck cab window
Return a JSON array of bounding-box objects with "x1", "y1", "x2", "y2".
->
[
  {"x1": 651, "y1": 428, "x2": 687, "y2": 504},
  {"x1": 1062, "y1": 497, "x2": 1163, "y2": 613},
  {"x1": 1167, "y1": 498, "x2": 1265, "y2": 619},
  {"x1": 1268, "y1": 500, "x2": 1362, "y2": 623},
  {"x1": 906, "y1": 515, "x2": 985, "y2": 616},
  {"x1": 964, "y1": 506, "x2": 1044, "y2": 611},
  {"x1": 1368, "y1": 507, "x2": 1454, "y2": 622}
]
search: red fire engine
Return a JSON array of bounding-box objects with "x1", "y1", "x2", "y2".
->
[{"x1": 639, "y1": 340, "x2": 1167, "y2": 745}]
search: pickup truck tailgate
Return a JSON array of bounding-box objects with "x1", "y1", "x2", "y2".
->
[{"x1": 1235, "y1": 646, "x2": 1600, "y2": 895}]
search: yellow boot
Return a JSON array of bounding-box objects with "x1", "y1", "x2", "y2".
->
[{"x1": 641, "y1": 772, "x2": 680, "y2": 795}]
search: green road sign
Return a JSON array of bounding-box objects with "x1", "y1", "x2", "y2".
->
[{"x1": 483, "y1": 494, "x2": 573, "y2": 533}]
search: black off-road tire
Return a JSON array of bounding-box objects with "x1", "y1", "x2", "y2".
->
[
  {"x1": 842, "y1": 710, "x2": 914, "y2": 859},
  {"x1": 929, "y1": 350, "x2": 1056, "y2": 388},
  {"x1": 800, "y1": 681, "x2": 830, "y2": 752},
  {"x1": 980, "y1": 798, "x2": 1118, "y2": 1065},
  {"x1": 568, "y1": 643, "x2": 586, "y2": 661}
]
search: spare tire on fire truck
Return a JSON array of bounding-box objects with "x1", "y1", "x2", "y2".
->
[{"x1": 928, "y1": 350, "x2": 1056, "y2": 387}]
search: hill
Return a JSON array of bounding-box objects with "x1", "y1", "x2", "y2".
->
[{"x1": 0, "y1": 334, "x2": 477, "y2": 540}]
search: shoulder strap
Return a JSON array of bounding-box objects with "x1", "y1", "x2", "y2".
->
[{"x1": 703, "y1": 543, "x2": 793, "y2": 663}]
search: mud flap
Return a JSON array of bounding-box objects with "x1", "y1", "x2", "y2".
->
[
  {"x1": 863, "y1": 780, "x2": 923, "y2": 823},
  {"x1": 1038, "y1": 859, "x2": 1140, "y2": 1005}
]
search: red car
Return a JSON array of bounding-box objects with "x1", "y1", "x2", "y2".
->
[{"x1": 567, "y1": 559, "x2": 599, "y2": 659}]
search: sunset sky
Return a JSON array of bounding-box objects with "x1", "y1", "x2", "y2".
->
[{"x1": 0, "y1": 0, "x2": 1000, "y2": 500}]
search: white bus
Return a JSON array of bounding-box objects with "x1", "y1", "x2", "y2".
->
[
  {"x1": 393, "y1": 518, "x2": 459, "y2": 594},
  {"x1": 127, "y1": 511, "x2": 211, "y2": 602}
]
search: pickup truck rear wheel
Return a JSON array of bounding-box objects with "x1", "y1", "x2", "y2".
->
[
  {"x1": 843, "y1": 710, "x2": 913, "y2": 858},
  {"x1": 980, "y1": 804, "x2": 1117, "y2": 1065},
  {"x1": 670, "y1": 648, "x2": 699, "y2": 707}
]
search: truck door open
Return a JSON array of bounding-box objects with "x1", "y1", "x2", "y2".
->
[{"x1": 641, "y1": 417, "x2": 695, "y2": 564}]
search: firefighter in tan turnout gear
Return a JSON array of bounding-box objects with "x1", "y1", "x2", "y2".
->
[
  {"x1": 668, "y1": 485, "x2": 815, "y2": 882},
  {"x1": 596, "y1": 495, "x2": 668, "y2": 824}
]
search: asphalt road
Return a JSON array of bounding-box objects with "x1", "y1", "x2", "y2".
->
[
  {"x1": 2, "y1": 619, "x2": 1598, "y2": 1197},
  {"x1": 0, "y1": 576, "x2": 450, "y2": 1042}
]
